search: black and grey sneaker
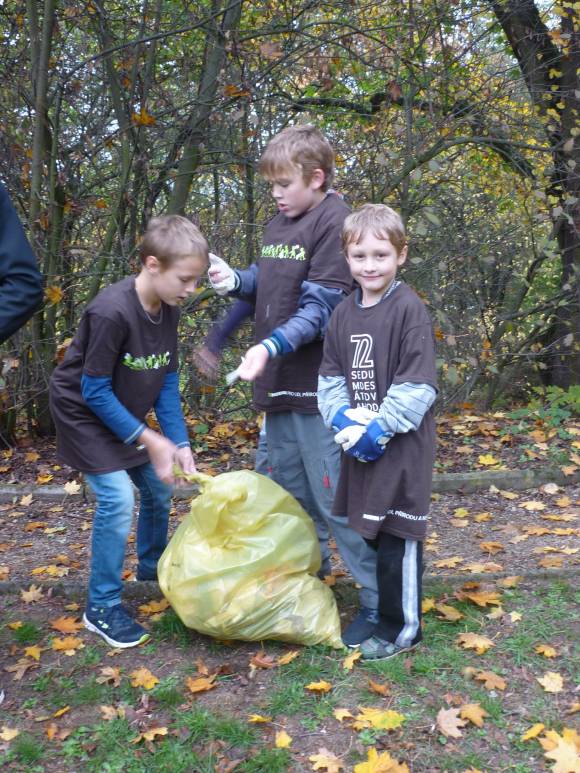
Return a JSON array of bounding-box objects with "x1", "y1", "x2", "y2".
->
[
  {"x1": 83, "y1": 604, "x2": 150, "y2": 648},
  {"x1": 359, "y1": 635, "x2": 418, "y2": 660},
  {"x1": 342, "y1": 606, "x2": 379, "y2": 648}
]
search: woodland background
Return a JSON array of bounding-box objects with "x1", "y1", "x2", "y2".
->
[{"x1": 0, "y1": 0, "x2": 579, "y2": 443}]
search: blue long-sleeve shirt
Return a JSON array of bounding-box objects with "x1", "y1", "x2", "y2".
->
[{"x1": 81, "y1": 370, "x2": 190, "y2": 447}]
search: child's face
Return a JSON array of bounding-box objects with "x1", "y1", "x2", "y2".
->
[
  {"x1": 150, "y1": 255, "x2": 206, "y2": 306},
  {"x1": 346, "y1": 232, "x2": 407, "y2": 306},
  {"x1": 267, "y1": 167, "x2": 325, "y2": 218}
]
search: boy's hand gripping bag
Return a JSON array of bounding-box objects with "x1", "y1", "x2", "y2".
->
[{"x1": 158, "y1": 471, "x2": 342, "y2": 648}]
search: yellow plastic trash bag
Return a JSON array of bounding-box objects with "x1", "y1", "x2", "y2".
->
[{"x1": 158, "y1": 470, "x2": 342, "y2": 648}]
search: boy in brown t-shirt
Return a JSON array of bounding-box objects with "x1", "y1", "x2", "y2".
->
[
  {"x1": 207, "y1": 126, "x2": 380, "y2": 644},
  {"x1": 318, "y1": 204, "x2": 438, "y2": 659},
  {"x1": 50, "y1": 216, "x2": 208, "y2": 648}
]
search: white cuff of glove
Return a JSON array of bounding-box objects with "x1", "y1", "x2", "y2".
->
[
  {"x1": 208, "y1": 253, "x2": 238, "y2": 295},
  {"x1": 343, "y1": 407, "x2": 380, "y2": 426}
]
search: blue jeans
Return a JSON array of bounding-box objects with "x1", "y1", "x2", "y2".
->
[{"x1": 84, "y1": 462, "x2": 172, "y2": 608}]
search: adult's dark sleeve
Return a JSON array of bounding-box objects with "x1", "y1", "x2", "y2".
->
[{"x1": 0, "y1": 183, "x2": 43, "y2": 343}]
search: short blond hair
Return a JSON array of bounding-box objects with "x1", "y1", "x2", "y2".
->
[
  {"x1": 139, "y1": 215, "x2": 209, "y2": 267},
  {"x1": 342, "y1": 204, "x2": 407, "y2": 254},
  {"x1": 259, "y1": 125, "x2": 335, "y2": 191}
]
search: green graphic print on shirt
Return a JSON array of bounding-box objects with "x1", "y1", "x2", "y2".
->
[
  {"x1": 123, "y1": 351, "x2": 171, "y2": 371},
  {"x1": 261, "y1": 243, "x2": 306, "y2": 261}
]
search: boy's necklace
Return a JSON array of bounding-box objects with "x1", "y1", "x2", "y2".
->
[{"x1": 143, "y1": 305, "x2": 163, "y2": 325}]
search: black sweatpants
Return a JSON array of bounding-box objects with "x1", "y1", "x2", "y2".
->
[{"x1": 365, "y1": 532, "x2": 423, "y2": 647}]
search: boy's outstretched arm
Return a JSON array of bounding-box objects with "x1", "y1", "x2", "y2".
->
[{"x1": 154, "y1": 371, "x2": 196, "y2": 480}]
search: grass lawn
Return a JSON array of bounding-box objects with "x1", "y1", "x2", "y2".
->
[{"x1": 1, "y1": 575, "x2": 578, "y2": 772}]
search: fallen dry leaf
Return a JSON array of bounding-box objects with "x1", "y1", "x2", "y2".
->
[
  {"x1": 474, "y1": 670, "x2": 507, "y2": 691},
  {"x1": 53, "y1": 706, "x2": 70, "y2": 718},
  {"x1": 368, "y1": 678, "x2": 390, "y2": 697},
  {"x1": 100, "y1": 705, "x2": 125, "y2": 721},
  {"x1": 4, "y1": 658, "x2": 39, "y2": 680},
  {"x1": 537, "y1": 671, "x2": 564, "y2": 693},
  {"x1": 455, "y1": 589, "x2": 502, "y2": 608},
  {"x1": 52, "y1": 637, "x2": 84, "y2": 655},
  {"x1": 434, "y1": 603, "x2": 464, "y2": 622},
  {"x1": 138, "y1": 599, "x2": 169, "y2": 616},
  {"x1": 479, "y1": 541, "x2": 505, "y2": 554},
  {"x1": 130, "y1": 667, "x2": 159, "y2": 690},
  {"x1": 353, "y1": 707, "x2": 405, "y2": 731},
  {"x1": 309, "y1": 748, "x2": 344, "y2": 772},
  {"x1": 456, "y1": 632, "x2": 495, "y2": 654},
  {"x1": 21, "y1": 584, "x2": 44, "y2": 603},
  {"x1": 250, "y1": 651, "x2": 276, "y2": 669},
  {"x1": 539, "y1": 727, "x2": 580, "y2": 773},
  {"x1": 131, "y1": 726, "x2": 168, "y2": 744},
  {"x1": 535, "y1": 644, "x2": 559, "y2": 659},
  {"x1": 63, "y1": 480, "x2": 81, "y2": 495},
  {"x1": 275, "y1": 730, "x2": 292, "y2": 748},
  {"x1": 343, "y1": 650, "x2": 362, "y2": 671},
  {"x1": 459, "y1": 703, "x2": 489, "y2": 728},
  {"x1": 96, "y1": 666, "x2": 122, "y2": 687},
  {"x1": 0, "y1": 726, "x2": 20, "y2": 741},
  {"x1": 521, "y1": 722, "x2": 545, "y2": 741},
  {"x1": 306, "y1": 680, "x2": 332, "y2": 693},
  {"x1": 277, "y1": 650, "x2": 300, "y2": 666},
  {"x1": 247, "y1": 714, "x2": 271, "y2": 723},
  {"x1": 334, "y1": 708, "x2": 354, "y2": 722},
  {"x1": 50, "y1": 616, "x2": 83, "y2": 634},
  {"x1": 353, "y1": 746, "x2": 409, "y2": 772},
  {"x1": 436, "y1": 707, "x2": 467, "y2": 738},
  {"x1": 24, "y1": 645, "x2": 43, "y2": 661},
  {"x1": 186, "y1": 674, "x2": 217, "y2": 694}
]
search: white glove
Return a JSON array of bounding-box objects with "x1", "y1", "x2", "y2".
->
[
  {"x1": 334, "y1": 424, "x2": 366, "y2": 451},
  {"x1": 343, "y1": 407, "x2": 380, "y2": 426},
  {"x1": 208, "y1": 253, "x2": 237, "y2": 295}
]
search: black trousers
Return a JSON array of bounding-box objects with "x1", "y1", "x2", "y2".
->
[{"x1": 365, "y1": 532, "x2": 423, "y2": 647}]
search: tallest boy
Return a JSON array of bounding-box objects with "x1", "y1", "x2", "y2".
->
[{"x1": 208, "y1": 125, "x2": 379, "y2": 646}]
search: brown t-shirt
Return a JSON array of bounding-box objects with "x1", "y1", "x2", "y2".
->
[
  {"x1": 253, "y1": 193, "x2": 352, "y2": 413},
  {"x1": 49, "y1": 277, "x2": 180, "y2": 474},
  {"x1": 320, "y1": 283, "x2": 437, "y2": 541}
]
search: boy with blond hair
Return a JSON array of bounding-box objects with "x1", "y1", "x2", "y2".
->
[
  {"x1": 208, "y1": 125, "x2": 379, "y2": 645},
  {"x1": 318, "y1": 204, "x2": 437, "y2": 658},
  {"x1": 50, "y1": 215, "x2": 208, "y2": 648}
]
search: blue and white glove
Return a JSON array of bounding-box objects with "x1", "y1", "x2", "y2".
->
[
  {"x1": 335, "y1": 419, "x2": 389, "y2": 462},
  {"x1": 331, "y1": 404, "x2": 379, "y2": 432}
]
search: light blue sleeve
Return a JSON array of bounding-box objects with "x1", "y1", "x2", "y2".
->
[
  {"x1": 376, "y1": 382, "x2": 437, "y2": 435},
  {"x1": 317, "y1": 374, "x2": 350, "y2": 428}
]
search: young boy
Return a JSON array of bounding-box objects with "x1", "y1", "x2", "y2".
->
[
  {"x1": 318, "y1": 204, "x2": 437, "y2": 659},
  {"x1": 207, "y1": 125, "x2": 380, "y2": 644},
  {"x1": 50, "y1": 215, "x2": 208, "y2": 648}
]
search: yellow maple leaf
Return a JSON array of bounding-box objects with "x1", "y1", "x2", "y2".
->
[
  {"x1": 96, "y1": 666, "x2": 122, "y2": 686},
  {"x1": 434, "y1": 556, "x2": 464, "y2": 568},
  {"x1": 479, "y1": 541, "x2": 505, "y2": 554},
  {"x1": 138, "y1": 599, "x2": 169, "y2": 616},
  {"x1": 8, "y1": 621, "x2": 23, "y2": 630},
  {"x1": 63, "y1": 480, "x2": 81, "y2": 495},
  {"x1": 535, "y1": 644, "x2": 559, "y2": 658},
  {"x1": 454, "y1": 507, "x2": 470, "y2": 518},
  {"x1": 457, "y1": 590, "x2": 502, "y2": 607},
  {"x1": 434, "y1": 603, "x2": 464, "y2": 622},
  {"x1": 474, "y1": 511, "x2": 492, "y2": 522},
  {"x1": 354, "y1": 747, "x2": 409, "y2": 772},
  {"x1": 310, "y1": 748, "x2": 344, "y2": 772},
  {"x1": 520, "y1": 500, "x2": 547, "y2": 511},
  {"x1": 0, "y1": 726, "x2": 20, "y2": 741},
  {"x1": 539, "y1": 728, "x2": 580, "y2": 773},
  {"x1": 306, "y1": 680, "x2": 332, "y2": 693},
  {"x1": 422, "y1": 597, "x2": 436, "y2": 613},
  {"x1": 537, "y1": 671, "x2": 564, "y2": 693},
  {"x1": 497, "y1": 489, "x2": 518, "y2": 499},
  {"x1": 498, "y1": 576, "x2": 523, "y2": 587},
  {"x1": 474, "y1": 670, "x2": 507, "y2": 691},
  {"x1": 24, "y1": 645, "x2": 43, "y2": 661},
  {"x1": 50, "y1": 616, "x2": 83, "y2": 634},
  {"x1": 131, "y1": 726, "x2": 168, "y2": 744},
  {"x1": 368, "y1": 678, "x2": 390, "y2": 697},
  {"x1": 459, "y1": 703, "x2": 489, "y2": 727},
  {"x1": 45, "y1": 286, "x2": 64, "y2": 305},
  {"x1": 521, "y1": 722, "x2": 545, "y2": 741},
  {"x1": 186, "y1": 674, "x2": 217, "y2": 693},
  {"x1": 436, "y1": 707, "x2": 467, "y2": 738},
  {"x1": 478, "y1": 454, "x2": 500, "y2": 466},
  {"x1": 52, "y1": 637, "x2": 84, "y2": 655},
  {"x1": 24, "y1": 451, "x2": 40, "y2": 463},
  {"x1": 343, "y1": 650, "x2": 362, "y2": 671},
  {"x1": 334, "y1": 708, "x2": 354, "y2": 722},
  {"x1": 130, "y1": 667, "x2": 159, "y2": 690},
  {"x1": 275, "y1": 730, "x2": 292, "y2": 748},
  {"x1": 53, "y1": 705, "x2": 70, "y2": 718},
  {"x1": 100, "y1": 704, "x2": 125, "y2": 721},
  {"x1": 456, "y1": 632, "x2": 495, "y2": 654},
  {"x1": 277, "y1": 650, "x2": 300, "y2": 666},
  {"x1": 353, "y1": 707, "x2": 406, "y2": 731},
  {"x1": 131, "y1": 107, "x2": 156, "y2": 126},
  {"x1": 20, "y1": 493, "x2": 33, "y2": 506},
  {"x1": 36, "y1": 473, "x2": 54, "y2": 484},
  {"x1": 21, "y1": 585, "x2": 44, "y2": 603},
  {"x1": 247, "y1": 714, "x2": 271, "y2": 723}
]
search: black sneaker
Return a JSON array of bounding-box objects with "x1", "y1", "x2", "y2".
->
[
  {"x1": 83, "y1": 604, "x2": 150, "y2": 648},
  {"x1": 359, "y1": 635, "x2": 419, "y2": 660},
  {"x1": 342, "y1": 606, "x2": 379, "y2": 648}
]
